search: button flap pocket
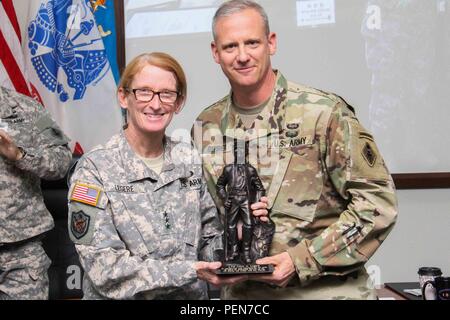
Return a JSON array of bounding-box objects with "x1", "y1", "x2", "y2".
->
[{"x1": 271, "y1": 148, "x2": 323, "y2": 222}]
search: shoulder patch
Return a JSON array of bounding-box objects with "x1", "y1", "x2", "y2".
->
[
  {"x1": 362, "y1": 142, "x2": 377, "y2": 167},
  {"x1": 70, "y1": 210, "x2": 90, "y2": 239},
  {"x1": 68, "y1": 203, "x2": 97, "y2": 245},
  {"x1": 70, "y1": 182, "x2": 102, "y2": 207},
  {"x1": 348, "y1": 119, "x2": 389, "y2": 181}
]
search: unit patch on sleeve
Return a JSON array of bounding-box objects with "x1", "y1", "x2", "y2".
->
[
  {"x1": 70, "y1": 210, "x2": 90, "y2": 239},
  {"x1": 362, "y1": 142, "x2": 377, "y2": 167}
]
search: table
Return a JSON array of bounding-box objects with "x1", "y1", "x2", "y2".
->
[{"x1": 377, "y1": 282, "x2": 422, "y2": 300}]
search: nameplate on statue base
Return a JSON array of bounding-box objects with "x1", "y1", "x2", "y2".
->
[{"x1": 215, "y1": 263, "x2": 274, "y2": 275}]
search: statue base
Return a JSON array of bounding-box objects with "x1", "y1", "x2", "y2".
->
[{"x1": 215, "y1": 263, "x2": 274, "y2": 275}]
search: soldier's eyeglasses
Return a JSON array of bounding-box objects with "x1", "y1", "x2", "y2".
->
[{"x1": 126, "y1": 88, "x2": 179, "y2": 104}]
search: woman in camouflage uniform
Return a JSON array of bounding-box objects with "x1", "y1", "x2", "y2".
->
[{"x1": 68, "y1": 53, "x2": 267, "y2": 299}]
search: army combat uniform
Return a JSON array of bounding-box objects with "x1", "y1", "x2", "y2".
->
[
  {"x1": 0, "y1": 86, "x2": 72, "y2": 300},
  {"x1": 193, "y1": 71, "x2": 398, "y2": 299},
  {"x1": 68, "y1": 132, "x2": 223, "y2": 299}
]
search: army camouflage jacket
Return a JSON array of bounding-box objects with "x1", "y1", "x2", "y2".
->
[
  {"x1": 193, "y1": 71, "x2": 398, "y2": 286},
  {"x1": 68, "y1": 132, "x2": 223, "y2": 299},
  {"x1": 0, "y1": 87, "x2": 71, "y2": 244}
]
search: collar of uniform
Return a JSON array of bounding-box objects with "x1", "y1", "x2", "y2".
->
[
  {"x1": 154, "y1": 136, "x2": 192, "y2": 191},
  {"x1": 222, "y1": 70, "x2": 288, "y2": 142},
  {"x1": 0, "y1": 87, "x2": 16, "y2": 118},
  {"x1": 118, "y1": 131, "x2": 191, "y2": 188},
  {"x1": 118, "y1": 130, "x2": 161, "y2": 183}
]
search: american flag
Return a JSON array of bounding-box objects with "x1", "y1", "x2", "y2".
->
[
  {"x1": 70, "y1": 183, "x2": 100, "y2": 207},
  {"x1": 0, "y1": 0, "x2": 42, "y2": 102}
]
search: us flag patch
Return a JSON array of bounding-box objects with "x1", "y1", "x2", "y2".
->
[{"x1": 70, "y1": 183, "x2": 101, "y2": 207}]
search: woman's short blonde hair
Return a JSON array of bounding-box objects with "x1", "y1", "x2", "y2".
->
[{"x1": 118, "y1": 52, "x2": 187, "y2": 103}]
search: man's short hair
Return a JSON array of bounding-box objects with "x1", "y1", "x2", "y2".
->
[{"x1": 212, "y1": 0, "x2": 270, "y2": 40}]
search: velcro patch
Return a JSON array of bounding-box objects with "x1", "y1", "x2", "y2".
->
[
  {"x1": 180, "y1": 176, "x2": 202, "y2": 189},
  {"x1": 348, "y1": 118, "x2": 389, "y2": 181},
  {"x1": 70, "y1": 210, "x2": 90, "y2": 239},
  {"x1": 362, "y1": 142, "x2": 377, "y2": 167},
  {"x1": 68, "y1": 203, "x2": 97, "y2": 245},
  {"x1": 70, "y1": 182, "x2": 101, "y2": 207}
]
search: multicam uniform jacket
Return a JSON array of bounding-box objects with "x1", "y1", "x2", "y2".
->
[
  {"x1": 68, "y1": 132, "x2": 223, "y2": 299},
  {"x1": 193, "y1": 71, "x2": 398, "y2": 299}
]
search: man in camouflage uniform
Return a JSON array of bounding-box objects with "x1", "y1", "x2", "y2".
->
[
  {"x1": 68, "y1": 133, "x2": 224, "y2": 299},
  {"x1": 192, "y1": 0, "x2": 398, "y2": 299},
  {"x1": 0, "y1": 86, "x2": 72, "y2": 300}
]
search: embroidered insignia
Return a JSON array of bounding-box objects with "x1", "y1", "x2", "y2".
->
[
  {"x1": 70, "y1": 182, "x2": 101, "y2": 206},
  {"x1": 70, "y1": 210, "x2": 90, "y2": 239},
  {"x1": 163, "y1": 211, "x2": 171, "y2": 229},
  {"x1": 1, "y1": 118, "x2": 24, "y2": 124},
  {"x1": 286, "y1": 123, "x2": 299, "y2": 130},
  {"x1": 114, "y1": 185, "x2": 135, "y2": 193},
  {"x1": 285, "y1": 130, "x2": 298, "y2": 138},
  {"x1": 180, "y1": 177, "x2": 202, "y2": 189},
  {"x1": 362, "y1": 142, "x2": 377, "y2": 167}
]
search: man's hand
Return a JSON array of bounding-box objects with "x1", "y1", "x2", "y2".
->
[
  {"x1": 251, "y1": 196, "x2": 269, "y2": 222},
  {"x1": 248, "y1": 252, "x2": 296, "y2": 287},
  {"x1": 195, "y1": 261, "x2": 249, "y2": 287},
  {"x1": 0, "y1": 130, "x2": 23, "y2": 161}
]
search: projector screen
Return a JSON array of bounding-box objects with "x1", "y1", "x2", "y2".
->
[{"x1": 124, "y1": 0, "x2": 450, "y2": 174}]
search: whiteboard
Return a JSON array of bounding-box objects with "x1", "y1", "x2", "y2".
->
[{"x1": 125, "y1": 0, "x2": 450, "y2": 174}]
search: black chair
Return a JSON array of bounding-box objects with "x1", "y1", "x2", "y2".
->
[{"x1": 41, "y1": 156, "x2": 83, "y2": 299}]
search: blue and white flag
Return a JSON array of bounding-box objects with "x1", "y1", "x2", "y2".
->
[{"x1": 24, "y1": 0, "x2": 123, "y2": 153}]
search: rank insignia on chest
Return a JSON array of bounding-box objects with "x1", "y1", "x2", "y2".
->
[
  {"x1": 163, "y1": 211, "x2": 171, "y2": 229},
  {"x1": 362, "y1": 142, "x2": 377, "y2": 167},
  {"x1": 70, "y1": 182, "x2": 101, "y2": 206}
]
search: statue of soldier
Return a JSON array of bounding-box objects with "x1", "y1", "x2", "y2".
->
[{"x1": 216, "y1": 140, "x2": 273, "y2": 265}]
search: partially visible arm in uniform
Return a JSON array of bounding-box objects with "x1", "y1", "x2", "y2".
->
[
  {"x1": 15, "y1": 105, "x2": 71, "y2": 180},
  {"x1": 198, "y1": 175, "x2": 224, "y2": 262},
  {"x1": 69, "y1": 157, "x2": 197, "y2": 299},
  {"x1": 286, "y1": 101, "x2": 398, "y2": 285}
]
